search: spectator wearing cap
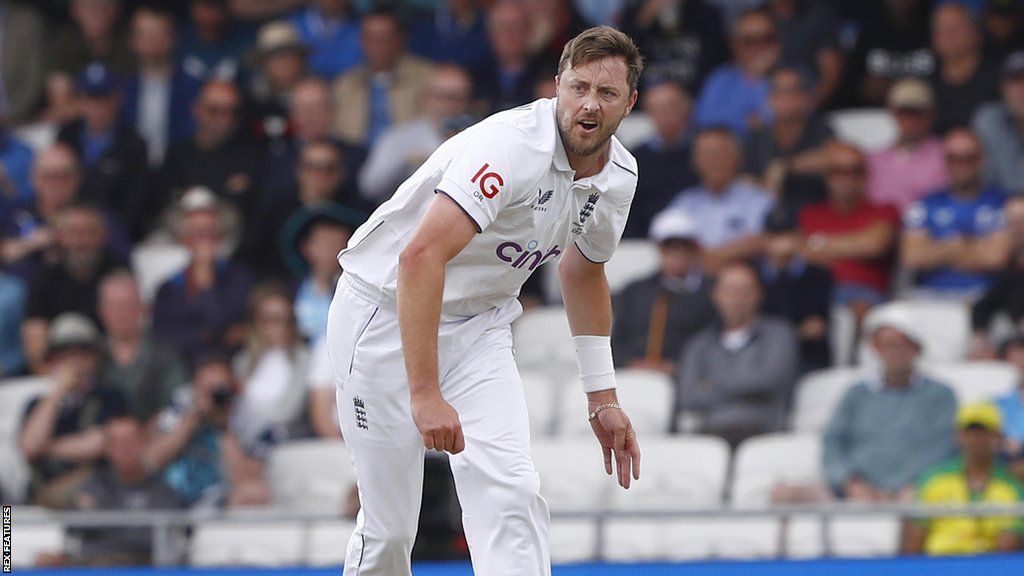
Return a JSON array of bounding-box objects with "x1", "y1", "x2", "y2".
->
[
  {"x1": 902, "y1": 403, "x2": 1024, "y2": 555},
  {"x1": 0, "y1": 145, "x2": 131, "y2": 282},
  {"x1": 152, "y1": 188, "x2": 254, "y2": 364},
  {"x1": 973, "y1": 50, "x2": 1024, "y2": 193},
  {"x1": 692, "y1": 8, "x2": 779, "y2": 137},
  {"x1": 144, "y1": 353, "x2": 271, "y2": 508},
  {"x1": 675, "y1": 261, "x2": 799, "y2": 445},
  {"x1": 995, "y1": 334, "x2": 1024, "y2": 482},
  {"x1": 19, "y1": 313, "x2": 128, "y2": 508},
  {"x1": 822, "y1": 306, "x2": 957, "y2": 501},
  {"x1": 286, "y1": 0, "x2": 362, "y2": 79},
  {"x1": 611, "y1": 210, "x2": 715, "y2": 376},
  {"x1": 160, "y1": 79, "x2": 261, "y2": 222},
  {"x1": 471, "y1": 0, "x2": 546, "y2": 116},
  {"x1": 407, "y1": 0, "x2": 492, "y2": 69},
  {"x1": 246, "y1": 20, "x2": 311, "y2": 136},
  {"x1": 50, "y1": 0, "x2": 133, "y2": 78},
  {"x1": 971, "y1": 196, "x2": 1024, "y2": 356},
  {"x1": 867, "y1": 78, "x2": 949, "y2": 214},
  {"x1": 177, "y1": 0, "x2": 253, "y2": 81},
  {"x1": 0, "y1": 261, "x2": 25, "y2": 377},
  {"x1": 759, "y1": 206, "x2": 832, "y2": 373},
  {"x1": 242, "y1": 139, "x2": 364, "y2": 279},
  {"x1": 97, "y1": 270, "x2": 188, "y2": 423},
  {"x1": 56, "y1": 63, "x2": 151, "y2": 242},
  {"x1": 623, "y1": 80, "x2": 697, "y2": 240},
  {"x1": 280, "y1": 204, "x2": 362, "y2": 343},
  {"x1": 359, "y1": 64, "x2": 474, "y2": 204},
  {"x1": 332, "y1": 7, "x2": 434, "y2": 147},
  {"x1": 901, "y1": 128, "x2": 1011, "y2": 300},
  {"x1": 0, "y1": 0, "x2": 44, "y2": 125},
  {"x1": 928, "y1": 3, "x2": 1001, "y2": 135},
  {"x1": 800, "y1": 142, "x2": 899, "y2": 322},
  {"x1": 121, "y1": 6, "x2": 203, "y2": 167},
  {"x1": 660, "y1": 127, "x2": 773, "y2": 274},
  {"x1": 744, "y1": 67, "x2": 833, "y2": 213},
  {"x1": 21, "y1": 203, "x2": 127, "y2": 374},
  {"x1": 982, "y1": 0, "x2": 1024, "y2": 62}
]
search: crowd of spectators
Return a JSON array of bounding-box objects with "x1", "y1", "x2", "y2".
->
[{"x1": 4, "y1": 0, "x2": 1024, "y2": 562}]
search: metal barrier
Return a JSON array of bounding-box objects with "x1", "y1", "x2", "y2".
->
[{"x1": 9, "y1": 502, "x2": 1024, "y2": 565}]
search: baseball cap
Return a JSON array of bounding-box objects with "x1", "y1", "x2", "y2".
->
[
  {"x1": 76, "y1": 63, "x2": 120, "y2": 97},
  {"x1": 178, "y1": 186, "x2": 221, "y2": 214},
  {"x1": 1003, "y1": 51, "x2": 1024, "y2": 79},
  {"x1": 253, "y1": 21, "x2": 309, "y2": 60},
  {"x1": 956, "y1": 402, "x2": 1003, "y2": 433},
  {"x1": 47, "y1": 313, "x2": 101, "y2": 355},
  {"x1": 649, "y1": 209, "x2": 700, "y2": 245},
  {"x1": 886, "y1": 78, "x2": 935, "y2": 110},
  {"x1": 763, "y1": 205, "x2": 799, "y2": 234},
  {"x1": 863, "y1": 303, "x2": 927, "y2": 351}
]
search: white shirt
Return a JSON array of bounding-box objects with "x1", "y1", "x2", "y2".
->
[
  {"x1": 340, "y1": 98, "x2": 638, "y2": 319},
  {"x1": 137, "y1": 74, "x2": 171, "y2": 166},
  {"x1": 665, "y1": 180, "x2": 773, "y2": 249}
]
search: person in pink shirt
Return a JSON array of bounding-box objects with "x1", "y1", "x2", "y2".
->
[{"x1": 867, "y1": 78, "x2": 949, "y2": 214}]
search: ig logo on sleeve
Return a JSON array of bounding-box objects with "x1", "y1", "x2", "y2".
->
[{"x1": 472, "y1": 163, "x2": 504, "y2": 199}]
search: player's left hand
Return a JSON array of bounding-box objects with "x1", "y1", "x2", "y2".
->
[{"x1": 587, "y1": 391, "x2": 640, "y2": 489}]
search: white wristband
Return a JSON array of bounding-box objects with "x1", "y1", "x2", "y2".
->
[{"x1": 573, "y1": 335, "x2": 617, "y2": 393}]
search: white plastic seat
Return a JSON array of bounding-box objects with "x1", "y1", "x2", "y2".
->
[
  {"x1": 306, "y1": 519, "x2": 357, "y2": 566},
  {"x1": 266, "y1": 439, "x2": 355, "y2": 512},
  {"x1": 0, "y1": 376, "x2": 53, "y2": 502},
  {"x1": 532, "y1": 437, "x2": 612, "y2": 512},
  {"x1": 512, "y1": 307, "x2": 575, "y2": 370},
  {"x1": 557, "y1": 369, "x2": 675, "y2": 437},
  {"x1": 11, "y1": 512, "x2": 64, "y2": 568},
  {"x1": 786, "y1": 514, "x2": 901, "y2": 558},
  {"x1": 791, "y1": 367, "x2": 868, "y2": 433},
  {"x1": 548, "y1": 519, "x2": 597, "y2": 564},
  {"x1": 859, "y1": 300, "x2": 971, "y2": 365},
  {"x1": 604, "y1": 517, "x2": 780, "y2": 561},
  {"x1": 130, "y1": 242, "x2": 190, "y2": 303},
  {"x1": 614, "y1": 112, "x2": 655, "y2": 151},
  {"x1": 730, "y1": 433, "x2": 825, "y2": 506},
  {"x1": 920, "y1": 361, "x2": 1019, "y2": 404},
  {"x1": 610, "y1": 435, "x2": 730, "y2": 511},
  {"x1": 827, "y1": 108, "x2": 897, "y2": 152},
  {"x1": 190, "y1": 520, "x2": 305, "y2": 566},
  {"x1": 520, "y1": 370, "x2": 561, "y2": 438},
  {"x1": 541, "y1": 239, "x2": 661, "y2": 304}
]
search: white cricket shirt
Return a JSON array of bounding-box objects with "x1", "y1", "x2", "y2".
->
[{"x1": 339, "y1": 97, "x2": 638, "y2": 319}]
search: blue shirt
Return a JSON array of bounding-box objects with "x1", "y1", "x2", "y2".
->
[
  {"x1": 289, "y1": 7, "x2": 363, "y2": 78},
  {"x1": 996, "y1": 391, "x2": 1024, "y2": 445},
  {"x1": 0, "y1": 133, "x2": 34, "y2": 205},
  {"x1": 407, "y1": 8, "x2": 491, "y2": 68},
  {"x1": 665, "y1": 180, "x2": 774, "y2": 249},
  {"x1": 294, "y1": 277, "x2": 333, "y2": 345},
  {"x1": 692, "y1": 65, "x2": 772, "y2": 137},
  {"x1": 903, "y1": 185, "x2": 1007, "y2": 293},
  {"x1": 0, "y1": 273, "x2": 25, "y2": 375},
  {"x1": 81, "y1": 128, "x2": 115, "y2": 167}
]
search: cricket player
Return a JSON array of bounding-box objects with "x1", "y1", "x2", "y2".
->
[{"x1": 326, "y1": 26, "x2": 643, "y2": 575}]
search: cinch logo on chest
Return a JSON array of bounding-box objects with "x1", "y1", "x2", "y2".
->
[{"x1": 496, "y1": 240, "x2": 562, "y2": 271}]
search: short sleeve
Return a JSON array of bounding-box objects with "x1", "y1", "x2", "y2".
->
[
  {"x1": 435, "y1": 124, "x2": 531, "y2": 232},
  {"x1": 576, "y1": 186, "x2": 635, "y2": 264},
  {"x1": 903, "y1": 201, "x2": 928, "y2": 230}
]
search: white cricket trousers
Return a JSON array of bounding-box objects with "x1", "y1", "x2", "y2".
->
[{"x1": 326, "y1": 273, "x2": 551, "y2": 575}]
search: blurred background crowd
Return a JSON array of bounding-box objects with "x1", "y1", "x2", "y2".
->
[{"x1": 5, "y1": 0, "x2": 1024, "y2": 566}]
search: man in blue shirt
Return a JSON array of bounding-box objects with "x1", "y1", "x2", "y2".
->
[
  {"x1": 288, "y1": 0, "x2": 363, "y2": 78},
  {"x1": 901, "y1": 128, "x2": 1011, "y2": 299}
]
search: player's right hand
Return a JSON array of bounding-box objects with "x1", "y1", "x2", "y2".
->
[{"x1": 411, "y1": 391, "x2": 465, "y2": 454}]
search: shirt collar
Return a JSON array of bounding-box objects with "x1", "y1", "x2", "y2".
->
[{"x1": 864, "y1": 370, "x2": 926, "y2": 392}]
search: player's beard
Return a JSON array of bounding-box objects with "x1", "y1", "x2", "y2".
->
[{"x1": 555, "y1": 106, "x2": 622, "y2": 159}]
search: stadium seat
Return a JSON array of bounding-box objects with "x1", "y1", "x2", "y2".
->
[
  {"x1": 790, "y1": 367, "x2": 868, "y2": 432},
  {"x1": 266, "y1": 439, "x2": 355, "y2": 512},
  {"x1": 827, "y1": 108, "x2": 897, "y2": 152},
  {"x1": 614, "y1": 111, "x2": 655, "y2": 150},
  {"x1": 604, "y1": 517, "x2": 780, "y2": 561},
  {"x1": 730, "y1": 433, "x2": 825, "y2": 506},
  {"x1": 609, "y1": 435, "x2": 730, "y2": 511},
  {"x1": 532, "y1": 437, "x2": 612, "y2": 512},
  {"x1": 557, "y1": 369, "x2": 676, "y2": 437},
  {"x1": 306, "y1": 519, "x2": 357, "y2": 566},
  {"x1": 0, "y1": 376, "x2": 53, "y2": 502},
  {"x1": 548, "y1": 519, "x2": 598, "y2": 564},
  {"x1": 859, "y1": 300, "x2": 971, "y2": 365},
  {"x1": 919, "y1": 361, "x2": 1019, "y2": 404},
  {"x1": 829, "y1": 305, "x2": 857, "y2": 367},
  {"x1": 511, "y1": 307, "x2": 576, "y2": 373},
  {"x1": 786, "y1": 514, "x2": 901, "y2": 558},
  {"x1": 130, "y1": 242, "x2": 190, "y2": 303},
  {"x1": 10, "y1": 509, "x2": 64, "y2": 568},
  {"x1": 520, "y1": 370, "x2": 561, "y2": 437},
  {"x1": 541, "y1": 239, "x2": 660, "y2": 304},
  {"x1": 190, "y1": 520, "x2": 305, "y2": 566}
]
